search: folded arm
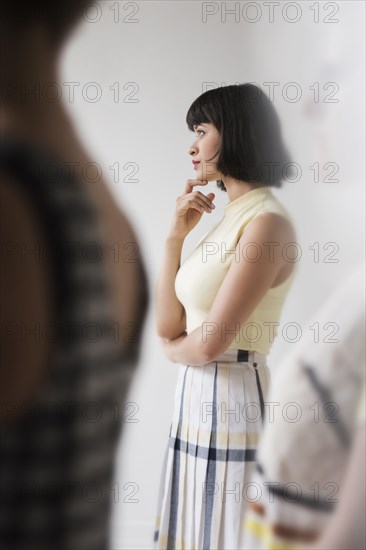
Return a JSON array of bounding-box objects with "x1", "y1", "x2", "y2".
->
[{"x1": 162, "y1": 212, "x2": 293, "y2": 365}]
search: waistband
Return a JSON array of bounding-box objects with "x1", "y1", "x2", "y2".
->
[{"x1": 211, "y1": 348, "x2": 267, "y2": 364}]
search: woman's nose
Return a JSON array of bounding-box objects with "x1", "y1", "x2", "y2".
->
[{"x1": 188, "y1": 143, "x2": 198, "y2": 156}]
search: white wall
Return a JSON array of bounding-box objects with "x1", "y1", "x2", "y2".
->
[{"x1": 60, "y1": 2, "x2": 365, "y2": 548}]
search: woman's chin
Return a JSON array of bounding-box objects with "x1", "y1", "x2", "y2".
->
[
  {"x1": 194, "y1": 169, "x2": 205, "y2": 180},
  {"x1": 195, "y1": 170, "x2": 215, "y2": 182}
]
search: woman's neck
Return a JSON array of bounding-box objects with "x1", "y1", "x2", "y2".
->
[{"x1": 223, "y1": 176, "x2": 268, "y2": 204}]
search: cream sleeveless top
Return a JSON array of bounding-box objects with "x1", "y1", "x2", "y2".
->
[{"x1": 175, "y1": 186, "x2": 297, "y2": 356}]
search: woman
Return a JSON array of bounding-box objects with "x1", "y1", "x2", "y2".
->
[
  {"x1": 1, "y1": 3, "x2": 149, "y2": 549},
  {"x1": 153, "y1": 84, "x2": 298, "y2": 549}
]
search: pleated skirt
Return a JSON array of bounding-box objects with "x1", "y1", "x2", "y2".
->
[{"x1": 153, "y1": 347, "x2": 270, "y2": 550}]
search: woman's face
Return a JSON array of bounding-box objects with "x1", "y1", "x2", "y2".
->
[{"x1": 188, "y1": 122, "x2": 221, "y2": 181}]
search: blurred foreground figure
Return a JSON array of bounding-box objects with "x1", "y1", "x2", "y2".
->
[
  {"x1": 242, "y1": 262, "x2": 365, "y2": 550},
  {"x1": 0, "y1": 2, "x2": 149, "y2": 549},
  {"x1": 309, "y1": 380, "x2": 365, "y2": 550}
]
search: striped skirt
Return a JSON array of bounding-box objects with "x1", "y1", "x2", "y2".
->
[{"x1": 153, "y1": 347, "x2": 270, "y2": 550}]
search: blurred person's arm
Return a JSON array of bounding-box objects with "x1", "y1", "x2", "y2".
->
[
  {"x1": 104, "y1": 207, "x2": 149, "y2": 364},
  {"x1": 155, "y1": 235, "x2": 186, "y2": 340},
  {"x1": 0, "y1": 175, "x2": 54, "y2": 426},
  {"x1": 0, "y1": 173, "x2": 150, "y2": 424},
  {"x1": 307, "y1": 400, "x2": 366, "y2": 550}
]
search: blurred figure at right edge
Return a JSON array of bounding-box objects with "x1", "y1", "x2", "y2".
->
[{"x1": 242, "y1": 262, "x2": 365, "y2": 550}]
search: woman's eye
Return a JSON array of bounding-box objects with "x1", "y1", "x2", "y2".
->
[{"x1": 196, "y1": 130, "x2": 205, "y2": 137}]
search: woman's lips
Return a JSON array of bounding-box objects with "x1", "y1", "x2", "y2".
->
[{"x1": 193, "y1": 162, "x2": 200, "y2": 170}]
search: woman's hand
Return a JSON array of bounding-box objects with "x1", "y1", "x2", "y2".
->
[{"x1": 168, "y1": 179, "x2": 215, "y2": 239}]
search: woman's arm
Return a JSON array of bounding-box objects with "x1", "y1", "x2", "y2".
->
[
  {"x1": 162, "y1": 212, "x2": 294, "y2": 365},
  {"x1": 155, "y1": 178, "x2": 215, "y2": 341},
  {"x1": 155, "y1": 235, "x2": 187, "y2": 340}
]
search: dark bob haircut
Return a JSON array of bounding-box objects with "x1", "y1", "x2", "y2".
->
[{"x1": 186, "y1": 83, "x2": 294, "y2": 191}]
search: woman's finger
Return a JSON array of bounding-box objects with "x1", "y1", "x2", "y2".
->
[
  {"x1": 183, "y1": 179, "x2": 208, "y2": 195},
  {"x1": 178, "y1": 195, "x2": 214, "y2": 214},
  {"x1": 182, "y1": 182, "x2": 215, "y2": 210}
]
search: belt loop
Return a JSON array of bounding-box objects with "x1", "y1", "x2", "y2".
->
[{"x1": 237, "y1": 349, "x2": 249, "y2": 362}]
